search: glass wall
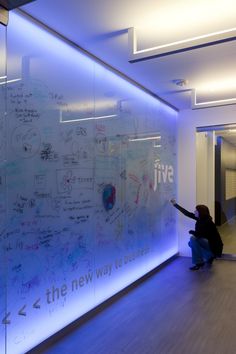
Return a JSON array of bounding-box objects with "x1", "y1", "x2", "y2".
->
[
  {"x1": 2, "y1": 11, "x2": 178, "y2": 353},
  {"x1": 0, "y1": 19, "x2": 7, "y2": 354}
]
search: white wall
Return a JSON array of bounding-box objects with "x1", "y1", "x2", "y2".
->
[
  {"x1": 196, "y1": 131, "x2": 215, "y2": 220},
  {"x1": 178, "y1": 105, "x2": 236, "y2": 256}
]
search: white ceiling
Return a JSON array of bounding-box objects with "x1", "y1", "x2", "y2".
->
[{"x1": 20, "y1": 0, "x2": 236, "y2": 111}]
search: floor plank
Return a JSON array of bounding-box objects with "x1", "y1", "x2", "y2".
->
[{"x1": 29, "y1": 257, "x2": 236, "y2": 354}]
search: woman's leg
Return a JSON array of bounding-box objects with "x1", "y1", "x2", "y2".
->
[
  {"x1": 197, "y1": 238, "x2": 214, "y2": 263},
  {"x1": 188, "y1": 235, "x2": 205, "y2": 265}
]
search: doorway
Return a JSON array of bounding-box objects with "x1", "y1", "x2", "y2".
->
[{"x1": 196, "y1": 124, "x2": 236, "y2": 256}]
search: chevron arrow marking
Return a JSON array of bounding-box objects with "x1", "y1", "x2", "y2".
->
[
  {"x1": 2, "y1": 312, "x2": 11, "y2": 324},
  {"x1": 18, "y1": 305, "x2": 26, "y2": 316},
  {"x1": 33, "y1": 298, "x2": 41, "y2": 309}
]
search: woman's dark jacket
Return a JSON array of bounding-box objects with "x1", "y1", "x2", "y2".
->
[{"x1": 174, "y1": 203, "x2": 223, "y2": 257}]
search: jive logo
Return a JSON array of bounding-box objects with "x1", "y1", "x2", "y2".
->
[{"x1": 153, "y1": 162, "x2": 174, "y2": 191}]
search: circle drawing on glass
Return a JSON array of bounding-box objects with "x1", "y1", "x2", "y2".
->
[
  {"x1": 11, "y1": 124, "x2": 41, "y2": 158},
  {"x1": 103, "y1": 184, "x2": 116, "y2": 211}
]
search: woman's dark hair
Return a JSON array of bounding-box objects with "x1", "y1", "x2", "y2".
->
[{"x1": 196, "y1": 204, "x2": 211, "y2": 219}]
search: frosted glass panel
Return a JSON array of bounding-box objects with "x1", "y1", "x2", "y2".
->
[
  {"x1": 93, "y1": 63, "x2": 177, "y2": 304},
  {"x1": 4, "y1": 11, "x2": 178, "y2": 353},
  {"x1": 0, "y1": 22, "x2": 6, "y2": 354}
]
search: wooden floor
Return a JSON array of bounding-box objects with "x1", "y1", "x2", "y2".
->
[{"x1": 30, "y1": 257, "x2": 236, "y2": 354}]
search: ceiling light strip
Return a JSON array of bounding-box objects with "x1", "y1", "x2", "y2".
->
[
  {"x1": 0, "y1": 78, "x2": 21, "y2": 85},
  {"x1": 60, "y1": 113, "x2": 117, "y2": 123},
  {"x1": 129, "y1": 136, "x2": 161, "y2": 142},
  {"x1": 128, "y1": 27, "x2": 236, "y2": 63},
  {"x1": 191, "y1": 89, "x2": 236, "y2": 109}
]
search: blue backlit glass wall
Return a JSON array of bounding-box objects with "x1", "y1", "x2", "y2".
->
[
  {"x1": 0, "y1": 22, "x2": 7, "y2": 354},
  {"x1": 0, "y1": 20, "x2": 7, "y2": 353},
  {"x1": 1, "y1": 11, "x2": 178, "y2": 353}
]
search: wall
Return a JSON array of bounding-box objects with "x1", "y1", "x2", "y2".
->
[
  {"x1": 196, "y1": 131, "x2": 215, "y2": 220},
  {"x1": 0, "y1": 12, "x2": 178, "y2": 354},
  {"x1": 178, "y1": 104, "x2": 236, "y2": 256},
  {"x1": 0, "y1": 20, "x2": 6, "y2": 354}
]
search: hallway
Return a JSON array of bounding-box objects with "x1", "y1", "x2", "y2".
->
[
  {"x1": 219, "y1": 217, "x2": 236, "y2": 255},
  {"x1": 30, "y1": 257, "x2": 236, "y2": 354}
]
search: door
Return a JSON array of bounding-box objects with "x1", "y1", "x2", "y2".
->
[{"x1": 196, "y1": 125, "x2": 236, "y2": 256}]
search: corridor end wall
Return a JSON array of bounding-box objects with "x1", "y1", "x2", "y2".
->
[{"x1": 178, "y1": 105, "x2": 236, "y2": 256}]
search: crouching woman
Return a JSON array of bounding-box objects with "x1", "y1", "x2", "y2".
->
[{"x1": 170, "y1": 199, "x2": 223, "y2": 270}]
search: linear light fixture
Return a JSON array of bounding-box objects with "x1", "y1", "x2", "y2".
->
[
  {"x1": 191, "y1": 89, "x2": 236, "y2": 109},
  {"x1": 0, "y1": 78, "x2": 21, "y2": 85},
  {"x1": 128, "y1": 27, "x2": 236, "y2": 63},
  {"x1": 129, "y1": 135, "x2": 161, "y2": 142},
  {"x1": 60, "y1": 112, "x2": 117, "y2": 123}
]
